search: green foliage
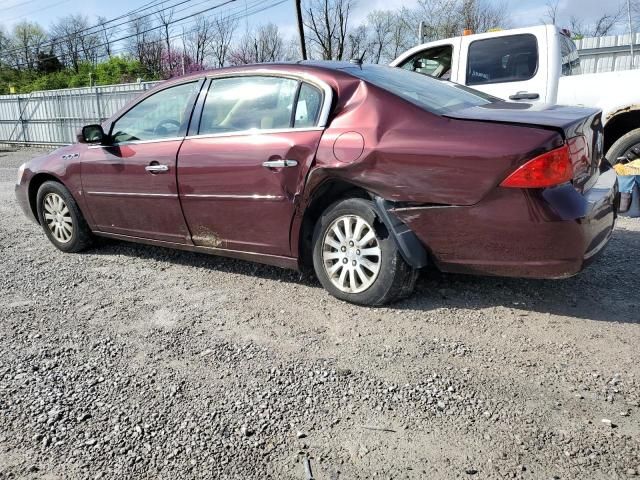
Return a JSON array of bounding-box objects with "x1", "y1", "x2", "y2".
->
[
  {"x1": 94, "y1": 57, "x2": 148, "y2": 85},
  {"x1": 0, "y1": 57, "x2": 157, "y2": 95}
]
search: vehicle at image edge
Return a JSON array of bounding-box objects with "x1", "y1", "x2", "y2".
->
[
  {"x1": 15, "y1": 62, "x2": 618, "y2": 306},
  {"x1": 391, "y1": 24, "x2": 640, "y2": 165}
]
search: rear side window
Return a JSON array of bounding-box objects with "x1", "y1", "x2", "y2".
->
[
  {"x1": 467, "y1": 34, "x2": 538, "y2": 86},
  {"x1": 560, "y1": 35, "x2": 581, "y2": 76},
  {"x1": 294, "y1": 83, "x2": 323, "y2": 128},
  {"x1": 347, "y1": 65, "x2": 495, "y2": 115}
]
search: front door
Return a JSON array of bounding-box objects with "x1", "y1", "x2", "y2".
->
[
  {"x1": 178, "y1": 75, "x2": 327, "y2": 256},
  {"x1": 81, "y1": 81, "x2": 201, "y2": 243}
]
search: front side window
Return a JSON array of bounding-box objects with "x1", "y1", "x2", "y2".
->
[
  {"x1": 199, "y1": 76, "x2": 300, "y2": 135},
  {"x1": 347, "y1": 65, "x2": 495, "y2": 115},
  {"x1": 467, "y1": 34, "x2": 538, "y2": 86},
  {"x1": 111, "y1": 82, "x2": 198, "y2": 143},
  {"x1": 560, "y1": 35, "x2": 581, "y2": 76},
  {"x1": 399, "y1": 45, "x2": 453, "y2": 80}
]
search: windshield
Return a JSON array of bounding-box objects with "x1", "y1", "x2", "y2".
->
[{"x1": 345, "y1": 65, "x2": 496, "y2": 115}]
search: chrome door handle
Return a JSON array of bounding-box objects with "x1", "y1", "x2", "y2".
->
[
  {"x1": 262, "y1": 159, "x2": 298, "y2": 168},
  {"x1": 145, "y1": 164, "x2": 169, "y2": 173}
]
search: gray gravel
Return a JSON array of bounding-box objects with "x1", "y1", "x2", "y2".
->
[{"x1": 1, "y1": 147, "x2": 639, "y2": 479}]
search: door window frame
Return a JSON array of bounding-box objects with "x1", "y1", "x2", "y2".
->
[{"x1": 187, "y1": 71, "x2": 334, "y2": 139}]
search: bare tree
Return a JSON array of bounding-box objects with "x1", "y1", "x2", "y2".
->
[
  {"x1": 592, "y1": 10, "x2": 624, "y2": 36},
  {"x1": 367, "y1": 10, "x2": 393, "y2": 63},
  {"x1": 156, "y1": 6, "x2": 174, "y2": 56},
  {"x1": 184, "y1": 16, "x2": 214, "y2": 66},
  {"x1": 460, "y1": 0, "x2": 509, "y2": 32},
  {"x1": 303, "y1": 0, "x2": 356, "y2": 60},
  {"x1": 346, "y1": 24, "x2": 369, "y2": 61},
  {"x1": 228, "y1": 23, "x2": 285, "y2": 65},
  {"x1": 386, "y1": 9, "x2": 414, "y2": 60},
  {"x1": 97, "y1": 16, "x2": 115, "y2": 58},
  {"x1": 209, "y1": 15, "x2": 238, "y2": 67},
  {"x1": 127, "y1": 14, "x2": 163, "y2": 76},
  {"x1": 0, "y1": 27, "x2": 10, "y2": 67},
  {"x1": 542, "y1": 0, "x2": 560, "y2": 25},
  {"x1": 413, "y1": 0, "x2": 460, "y2": 41},
  {"x1": 412, "y1": 0, "x2": 508, "y2": 42},
  {"x1": 570, "y1": 8, "x2": 623, "y2": 37},
  {"x1": 50, "y1": 15, "x2": 102, "y2": 71},
  {"x1": 11, "y1": 21, "x2": 47, "y2": 70}
]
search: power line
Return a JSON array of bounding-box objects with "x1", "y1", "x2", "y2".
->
[
  {"x1": 2, "y1": 0, "x2": 196, "y2": 57},
  {"x1": 4, "y1": 0, "x2": 45, "y2": 12},
  {"x1": 6, "y1": 0, "x2": 74, "y2": 23},
  {"x1": 7, "y1": 0, "x2": 286, "y2": 68},
  {"x1": 108, "y1": 0, "x2": 286, "y2": 57}
]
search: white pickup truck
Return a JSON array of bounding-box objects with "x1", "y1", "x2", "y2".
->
[{"x1": 391, "y1": 24, "x2": 640, "y2": 163}]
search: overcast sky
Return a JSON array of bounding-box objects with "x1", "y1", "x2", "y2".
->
[{"x1": 2, "y1": 0, "x2": 631, "y2": 38}]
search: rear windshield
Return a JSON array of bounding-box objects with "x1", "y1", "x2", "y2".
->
[{"x1": 346, "y1": 65, "x2": 495, "y2": 115}]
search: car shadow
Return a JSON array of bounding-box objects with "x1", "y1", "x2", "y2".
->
[{"x1": 90, "y1": 225, "x2": 639, "y2": 325}]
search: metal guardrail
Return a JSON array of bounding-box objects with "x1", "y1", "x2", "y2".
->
[{"x1": 0, "y1": 81, "x2": 161, "y2": 146}]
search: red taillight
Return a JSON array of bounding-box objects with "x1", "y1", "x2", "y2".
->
[{"x1": 500, "y1": 145, "x2": 573, "y2": 189}]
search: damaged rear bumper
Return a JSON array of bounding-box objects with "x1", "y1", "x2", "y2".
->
[{"x1": 385, "y1": 169, "x2": 618, "y2": 279}]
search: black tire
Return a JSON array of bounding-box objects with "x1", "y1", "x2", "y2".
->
[
  {"x1": 36, "y1": 180, "x2": 93, "y2": 253},
  {"x1": 312, "y1": 197, "x2": 418, "y2": 306},
  {"x1": 606, "y1": 128, "x2": 640, "y2": 165}
]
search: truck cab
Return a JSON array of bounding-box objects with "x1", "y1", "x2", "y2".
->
[
  {"x1": 391, "y1": 25, "x2": 640, "y2": 163},
  {"x1": 391, "y1": 25, "x2": 568, "y2": 104}
]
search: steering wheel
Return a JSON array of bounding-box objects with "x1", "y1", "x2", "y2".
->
[{"x1": 153, "y1": 119, "x2": 181, "y2": 136}]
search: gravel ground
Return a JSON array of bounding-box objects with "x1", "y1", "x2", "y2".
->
[{"x1": 1, "y1": 147, "x2": 639, "y2": 480}]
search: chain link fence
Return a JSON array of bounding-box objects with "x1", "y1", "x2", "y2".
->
[{"x1": 0, "y1": 81, "x2": 161, "y2": 146}]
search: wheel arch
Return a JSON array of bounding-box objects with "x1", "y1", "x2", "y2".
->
[
  {"x1": 297, "y1": 178, "x2": 371, "y2": 268},
  {"x1": 296, "y1": 178, "x2": 428, "y2": 270},
  {"x1": 604, "y1": 108, "x2": 640, "y2": 154},
  {"x1": 28, "y1": 173, "x2": 65, "y2": 224}
]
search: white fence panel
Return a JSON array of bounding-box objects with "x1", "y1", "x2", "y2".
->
[{"x1": 0, "y1": 81, "x2": 160, "y2": 146}]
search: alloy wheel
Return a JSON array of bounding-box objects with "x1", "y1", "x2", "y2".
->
[
  {"x1": 321, "y1": 214, "x2": 381, "y2": 294},
  {"x1": 43, "y1": 193, "x2": 73, "y2": 243}
]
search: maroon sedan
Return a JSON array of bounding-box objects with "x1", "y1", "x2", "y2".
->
[{"x1": 15, "y1": 63, "x2": 618, "y2": 305}]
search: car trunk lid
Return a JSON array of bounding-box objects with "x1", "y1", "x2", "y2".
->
[{"x1": 444, "y1": 102, "x2": 604, "y2": 192}]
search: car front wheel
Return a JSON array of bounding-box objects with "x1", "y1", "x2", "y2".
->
[
  {"x1": 36, "y1": 181, "x2": 93, "y2": 253},
  {"x1": 312, "y1": 198, "x2": 418, "y2": 306}
]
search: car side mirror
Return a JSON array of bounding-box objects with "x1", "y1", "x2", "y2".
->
[{"x1": 79, "y1": 124, "x2": 105, "y2": 144}]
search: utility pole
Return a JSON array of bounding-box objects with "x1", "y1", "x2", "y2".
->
[
  {"x1": 295, "y1": 0, "x2": 307, "y2": 60},
  {"x1": 628, "y1": 0, "x2": 635, "y2": 68}
]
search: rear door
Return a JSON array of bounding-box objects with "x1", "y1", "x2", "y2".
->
[
  {"x1": 177, "y1": 75, "x2": 330, "y2": 257},
  {"x1": 459, "y1": 32, "x2": 548, "y2": 103}
]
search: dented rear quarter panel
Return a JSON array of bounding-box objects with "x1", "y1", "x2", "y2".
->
[{"x1": 306, "y1": 79, "x2": 563, "y2": 207}]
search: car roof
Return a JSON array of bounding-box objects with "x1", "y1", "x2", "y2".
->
[{"x1": 171, "y1": 60, "x2": 371, "y2": 84}]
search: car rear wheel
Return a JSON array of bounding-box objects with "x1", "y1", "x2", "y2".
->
[
  {"x1": 606, "y1": 128, "x2": 640, "y2": 165},
  {"x1": 312, "y1": 198, "x2": 418, "y2": 306},
  {"x1": 36, "y1": 181, "x2": 93, "y2": 253}
]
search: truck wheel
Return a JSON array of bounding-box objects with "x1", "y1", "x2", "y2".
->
[
  {"x1": 36, "y1": 181, "x2": 93, "y2": 253},
  {"x1": 312, "y1": 198, "x2": 418, "y2": 306},
  {"x1": 606, "y1": 128, "x2": 640, "y2": 165}
]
